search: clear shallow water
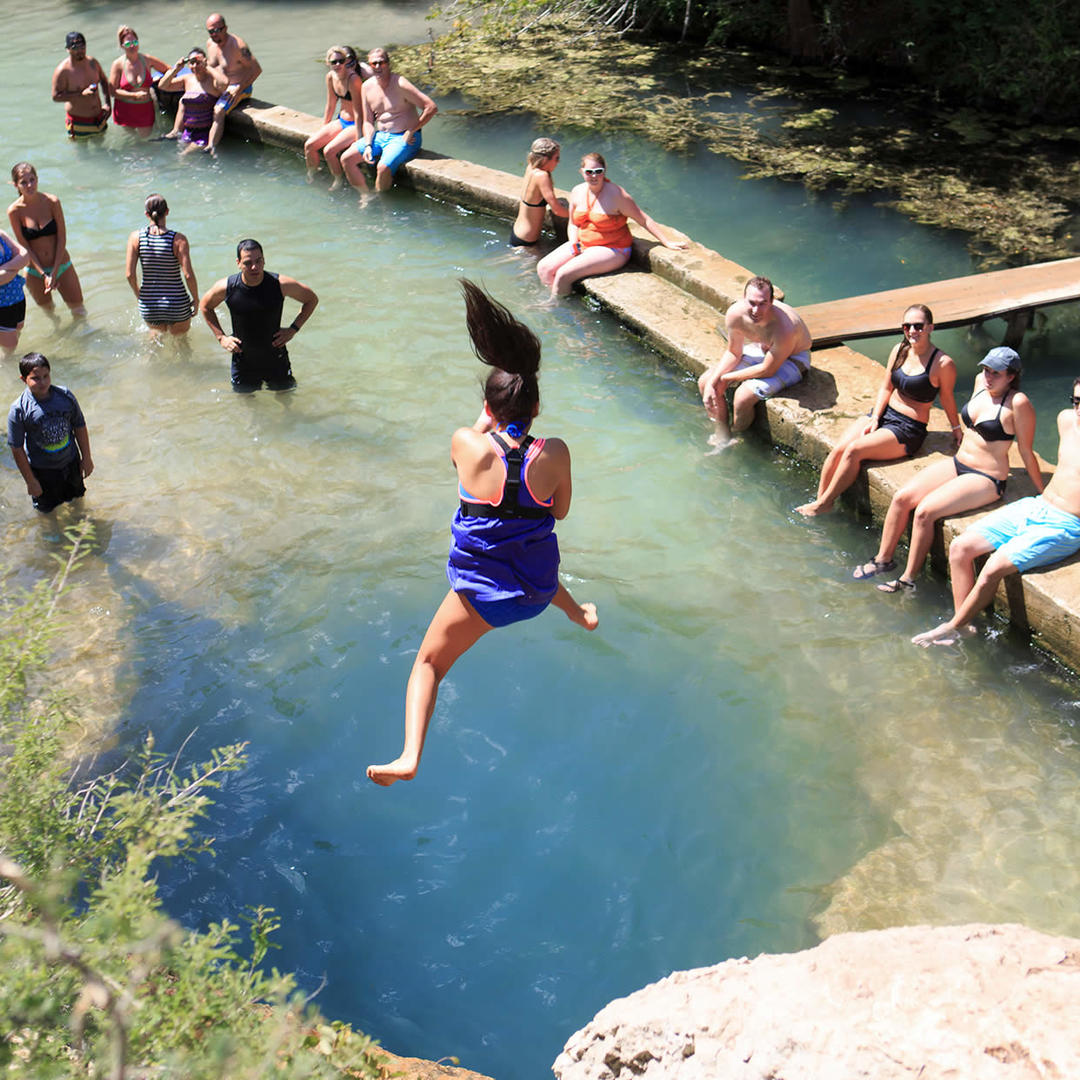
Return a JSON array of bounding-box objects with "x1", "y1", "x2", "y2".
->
[{"x1": 5, "y1": 5, "x2": 1080, "y2": 1078}]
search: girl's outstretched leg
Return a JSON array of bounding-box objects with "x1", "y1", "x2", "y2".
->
[
  {"x1": 551, "y1": 582, "x2": 599, "y2": 630},
  {"x1": 367, "y1": 590, "x2": 492, "y2": 787}
]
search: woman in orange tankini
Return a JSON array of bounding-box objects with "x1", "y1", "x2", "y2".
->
[{"x1": 537, "y1": 152, "x2": 686, "y2": 298}]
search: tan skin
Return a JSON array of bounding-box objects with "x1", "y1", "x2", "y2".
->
[
  {"x1": 158, "y1": 52, "x2": 227, "y2": 147},
  {"x1": 511, "y1": 148, "x2": 568, "y2": 246},
  {"x1": 365, "y1": 403, "x2": 598, "y2": 787},
  {"x1": 124, "y1": 210, "x2": 199, "y2": 335},
  {"x1": 796, "y1": 309, "x2": 961, "y2": 516},
  {"x1": 912, "y1": 389, "x2": 1080, "y2": 648},
  {"x1": 0, "y1": 229, "x2": 30, "y2": 353},
  {"x1": 10, "y1": 365, "x2": 94, "y2": 501},
  {"x1": 7, "y1": 167, "x2": 85, "y2": 317},
  {"x1": 860, "y1": 365, "x2": 1042, "y2": 593},
  {"x1": 52, "y1": 40, "x2": 111, "y2": 123},
  {"x1": 108, "y1": 32, "x2": 169, "y2": 136},
  {"x1": 303, "y1": 54, "x2": 370, "y2": 187}
]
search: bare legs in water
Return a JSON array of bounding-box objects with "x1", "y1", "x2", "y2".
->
[{"x1": 366, "y1": 584, "x2": 599, "y2": 786}]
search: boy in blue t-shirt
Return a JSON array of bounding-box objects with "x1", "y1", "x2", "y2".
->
[{"x1": 7, "y1": 352, "x2": 93, "y2": 512}]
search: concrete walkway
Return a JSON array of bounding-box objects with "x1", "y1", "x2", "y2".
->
[{"x1": 222, "y1": 98, "x2": 1080, "y2": 671}]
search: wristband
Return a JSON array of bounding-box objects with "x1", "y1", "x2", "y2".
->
[{"x1": 289, "y1": 321, "x2": 300, "y2": 332}]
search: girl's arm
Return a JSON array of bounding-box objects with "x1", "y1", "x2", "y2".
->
[
  {"x1": 619, "y1": 189, "x2": 688, "y2": 250},
  {"x1": 124, "y1": 231, "x2": 140, "y2": 298},
  {"x1": 1013, "y1": 394, "x2": 1044, "y2": 492},
  {"x1": 145, "y1": 54, "x2": 170, "y2": 76},
  {"x1": 51, "y1": 195, "x2": 70, "y2": 266},
  {"x1": 933, "y1": 352, "x2": 962, "y2": 448},
  {"x1": 6, "y1": 210, "x2": 42, "y2": 275},
  {"x1": 0, "y1": 230, "x2": 28, "y2": 286},
  {"x1": 156, "y1": 60, "x2": 187, "y2": 94},
  {"x1": 321, "y1": 73, "x2": 335, "y2": 125},
  {"x1": 174, "y1": 232, "x2": 199, "y2": 314},
  {"x1": 537, "y1": 171, "x2": 569, "y2": 219},
  {"x1": 868, "y1": 343, "x2": 900, "y2": 429}
]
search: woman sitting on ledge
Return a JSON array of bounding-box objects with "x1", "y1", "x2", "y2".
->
[
  {"x1": 510, "y1": 137, "x2": 568, "y2": 247},
  {"x1": 855, "y1": 346, "x2": 1042, "y2": 593},
  {"x1": 536, "y1": 151, "x2": 686, "y2": 298},
  {"x1": 797, "y1": 304, "x2": 959, "y2": 517}
]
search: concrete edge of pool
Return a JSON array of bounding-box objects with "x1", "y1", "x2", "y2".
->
[{"x1": 222, "y1": 98, "x2": 1080, "y2": 673}]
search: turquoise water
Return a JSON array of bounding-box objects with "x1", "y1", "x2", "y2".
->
[{"x1": 5, "y1": 5, "x2": 1080, "y2": 1078}]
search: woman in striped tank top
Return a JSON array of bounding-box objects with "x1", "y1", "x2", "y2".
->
[{"x1": 124, "y1": 194, "x2": 198, "y2": 335}]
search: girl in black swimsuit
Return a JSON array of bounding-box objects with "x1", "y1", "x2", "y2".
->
[
  {"x1": 859, "y1": 346, "x2": 1044, "y2": 594},
  {"x1": 798, "y1": 304, "x2": 960, "y2": 518},
  {"x1": 509, "y1": 137, "x2": 569, "y2": 247}
]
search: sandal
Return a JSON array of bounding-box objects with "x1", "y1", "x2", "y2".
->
[
  {"x1": 877, "y1": 578, "x2": 916, "y2": 594},
  {"x1": 852, "y1": 558, "x2": 895, "y2": 581}
]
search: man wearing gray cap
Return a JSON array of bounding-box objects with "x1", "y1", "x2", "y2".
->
[
  {"x1": 52, "y1": 31, "x2": 111, "y2": 137},
  {"x1": 914, "y1": 353, "x2": 1080, "y2": 646}
]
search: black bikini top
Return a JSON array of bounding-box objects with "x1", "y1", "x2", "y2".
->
[
  {"x1": 890, "y1": 346, "x2": 939, "y2": 404},
  {"x1": 22, "y1": 218, "x2": 58, "y2": 241},
  {"x1": 459, "y1": 433, "x2": 551, "y2": 520},
  {"x1": 961, "y1": 388, "x2": 1014, "y2": 442},
  {"x1": 335, "y1": 88, "x2": 351, "y2": 101}
]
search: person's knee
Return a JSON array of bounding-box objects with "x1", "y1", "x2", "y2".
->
[
  {"x1": 912, "y1": 503, "x2": 938, "y2": 530},
  {"x1": 949, "y1": 533, "x2": 982, "y2": 569}
]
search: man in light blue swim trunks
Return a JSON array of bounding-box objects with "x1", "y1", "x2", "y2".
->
[
  {"x1": 204, "y1": 12, "x2": 261, "y2": 154},
  {"x1": 913, "y1": 377, "x2": 1080, "y2": 647},
  {"x1": 698, "y1": 275, "x2": 813, "y2": 448},
  {"x1": 341, "y1": 47, "x2": 437, "y2": 193}
]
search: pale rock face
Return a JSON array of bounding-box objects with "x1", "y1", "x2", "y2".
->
[{"x1": 553, "y1": 923, "x2": 1080, "y2": 1080}]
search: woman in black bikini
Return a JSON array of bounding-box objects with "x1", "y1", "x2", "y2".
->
[
  {"x1": 7, "y1": 162, "x2": 86, "y2": 319},
  {"x1": 856, "y1": 346, "x2": 1044, "y2": 593},
  {"x1": 797, "y1": 304, "x2": 960, "y2": 517},
  {"x1": 304, "y1": 46, "x2": 370, "y2": 188},
  {"x1": 510, "y1": 137, "x2": 568, "y2": 247}
]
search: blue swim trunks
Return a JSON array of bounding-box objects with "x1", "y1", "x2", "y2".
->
[
  {"x1": 366, "y1": 129, "x2": 421, "y2": 174},
  {"x1": 339, "y1": 115, "x2": 355, "y2": 129},
  {"x1": 217, "y1": 85, "x2": 253, "y2": 114},
  {"x1": 464, "y1": 594, "x2": 550, "y2": 628},
  {"x1": 969, "y1": 495, "x2": 1080, "y2": 572}
]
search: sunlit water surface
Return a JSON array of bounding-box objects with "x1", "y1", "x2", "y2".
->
[{"x1": 4, "y1": 4, "x2": 1080, "y2": 1078}]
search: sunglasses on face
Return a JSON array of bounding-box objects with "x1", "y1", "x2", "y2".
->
[
  {"x1": 208, "y1": 25, "x2": 226, "y2": 34},
  {"x1": 901, "y1": 322, "x2": 925, "y2": 331},
  {"x1": 329, "y1": 58, "x2": 345, "y2": 65},
  {"x1": 583, "y1": 167, "x2": 605, "y2": 176},
  {"x1": 122, "y1": 39, "x2": 138, "y2": 47},
  {"x1": 370, "y1": 59, "x2": 388, "y2": 67},
  {"x1": 1070, "y1": 396, "x2": 1080, "y2": 407}
]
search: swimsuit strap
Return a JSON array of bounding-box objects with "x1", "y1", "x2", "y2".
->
[{"x1": 459, "y1": 432, "x2": 548, "y2": 519}]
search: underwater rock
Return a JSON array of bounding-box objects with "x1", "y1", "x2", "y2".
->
[{"x1": 553, "y1": 923, "x2": 1080, "y2": 1079}]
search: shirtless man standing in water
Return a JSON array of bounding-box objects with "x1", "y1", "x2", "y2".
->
[
  {"x1": 52, "y1": 31, "x2": 112, "y2": 139},
  {"x1": 698, "y1": 276, "x2": 813, "y2": 449},
  {"x1": 912, "y1": 379, "x2": 1080, "y2": 647},
  {"x1": 204, "y1": 12, "x2": 262, "y2": 153},
  {"x1": 341, "y1": 48, "x2": 437, "y2": 193}
]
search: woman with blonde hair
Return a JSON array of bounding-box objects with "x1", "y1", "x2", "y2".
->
[
  {"x1": 510, "y1": 137, "x2": 568, "y2": 247},
  {"x1": 109, "y1": 25, "x2": 169, "y2": 136},
  {"x1": 304, "y1": 46, "x2": 372, "y2": 188}
]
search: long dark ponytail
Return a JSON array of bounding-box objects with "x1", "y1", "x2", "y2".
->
[{"x1": 460, "y1": 279, "x2": 540, "y2": 428}]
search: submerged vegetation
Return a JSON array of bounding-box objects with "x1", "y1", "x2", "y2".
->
[
  {"x1": 0, "y1": 526, "x2": 385, "y2": 1079},
  {"x1": 406, "y1": 3, "x2": 1080, "y2": 265}
]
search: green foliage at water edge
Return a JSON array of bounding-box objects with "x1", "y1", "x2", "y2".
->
[{"x1": 0, "y1": 524, "x2": 387, "y2": 1079}]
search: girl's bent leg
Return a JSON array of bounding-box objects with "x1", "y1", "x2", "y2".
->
[
  {"x1": 550, "y1": 246, "x2": 630, "y2": 297},
  {"x1": 57, "y1": 265, "x2": 86, "y2": 316},
  {"x1": 367, "y1": 590, "x2": 492, "y2": 787},
  {"x1": 551, "y1": 582, "x2": 599, "y2": 630},
  {"x1": 537, "y1": 241, "x2": 575, "y2": 289}
]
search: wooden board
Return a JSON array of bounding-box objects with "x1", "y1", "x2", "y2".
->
[{"x1": 797, "y1": 257, "x2": 1080, "y2": 346}]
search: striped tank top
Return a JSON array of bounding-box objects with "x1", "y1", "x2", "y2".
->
[{"x1": 137, "y1": 227, "x2": 190, "y2": 323}]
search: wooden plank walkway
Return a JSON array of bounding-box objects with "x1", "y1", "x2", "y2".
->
[{"x1": 797, "y1": 256, "x2": 1080, "y2": 347}]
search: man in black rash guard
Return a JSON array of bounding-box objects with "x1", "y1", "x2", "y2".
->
[{"x1": 199, "y1": 239, "x2": 318, "y2": 392}]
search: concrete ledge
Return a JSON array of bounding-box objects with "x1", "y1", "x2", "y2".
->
[{"x1": 219, "y1": 96, "x2": 1080, "y2": 670}]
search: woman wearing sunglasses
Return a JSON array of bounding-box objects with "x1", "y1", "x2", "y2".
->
[
  {"x1": 158, "y1": 48, "x2": 227, "y2": 149},
  {"x1": 797, "y1": 304, "x2": 960, "y2": 518},
  {"x1": 537, "y1": 151, "x2": 686, "y2": 298},
  {"x1": 856, "y1": 346, "x2": 1043, "y2": 593},
  {"x1": 108, "y1": 25, "x2": 169, "y2": 137},
  {"x1": 304, "y1": 46, "x2": 371, "y2": 188}
]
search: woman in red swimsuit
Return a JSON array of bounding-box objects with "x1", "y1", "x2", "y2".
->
[
  {"x1": 108, "y1": 25, "x2": 168, "y2": 137},
  {"x1": 537, "y1": 151, "x2": 687, "y2": 298}
]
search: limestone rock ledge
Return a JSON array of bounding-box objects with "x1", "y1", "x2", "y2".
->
[{"x1": 553, "y1": 924, "x2": 1080, "y2": 1080}]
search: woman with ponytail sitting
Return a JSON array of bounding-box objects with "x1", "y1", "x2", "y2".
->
[
  {"x1": 124, "y1": 193, "x2": 198, "y2": 335},
  {"x1": 367, "y1": 279, "x2": 599, "y2": 787},
  {"x1": 796, "y1": 303, "x2": 960, "y2": 518}
]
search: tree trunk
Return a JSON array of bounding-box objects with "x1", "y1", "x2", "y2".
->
[{"x1": 786, "y1": 0, "x2": 822, "y2": 59}]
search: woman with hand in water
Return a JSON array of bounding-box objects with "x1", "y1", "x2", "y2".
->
[
  {"x1": 797, "y1": 304, "x2": 960, "y2": 517},
  {"x1": 304, "y1": 46, "x2": 371, "y2": 188},
  {"x1": 855, "y1": 346, "x2": 1042, "y2": 593},
  {"x1": 367, "y1": 280, "x2": 599, "y2": 787},
  {"x1": 7, "y1": 163, "x2": 87, "y2": 320},
  {"x1": 108, "y1": 25, "x2": 169, "y2": 137},
  {"x1": 537, "y1": 152, "x2": 687, "y2": 297},
  {"x1": 510, "y1": 137, "x2": 568, "y2": 247}
]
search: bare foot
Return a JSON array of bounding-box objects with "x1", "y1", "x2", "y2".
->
[
  {"x1": 305, "y1": 167, "x2": 317, "y2": 184},
  {"x1": 705, "y1": 433, "x2": 740, "y2": 456},
  {"x1": 366, "y1": 757, "x2": 418, "y2": 787},
  {"x1": 161, "y1": 131, "x2": 180, "y2": 141},
  {"x1": 566, "y1": 601, "x2": 599, "y2": 630},
  {"x1": 328, "y1": 175, "x2": 343, "y2": 191},
  {"x1": 912, "y1": 622, "x2": 976, "y2": 647},
  {"x1": 795, "y1": 500, "x2": 832, "y2": 517}
]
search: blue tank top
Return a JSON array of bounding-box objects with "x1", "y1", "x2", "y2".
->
[
  {"x1": 447, "y1": 433, "x2": 560, "y2": 605},
  {"x1": 0, "y1": 234, "x2": 26, "y2": 306}
]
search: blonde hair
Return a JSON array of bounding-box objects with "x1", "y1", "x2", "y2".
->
[
  {"x1": 528, "y1": 137, "x2": 560, "y2": 168},
  {"x1": 117, "y1": 24, "x2": 138, "y2": 47}
]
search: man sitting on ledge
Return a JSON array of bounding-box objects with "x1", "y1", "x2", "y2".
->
[
  {"x1": 698, "y1": 275, "x2": 813, "y2": 449},
  {"x1": 913, "y1": 377, "x2": 1080, "y2": 647}
]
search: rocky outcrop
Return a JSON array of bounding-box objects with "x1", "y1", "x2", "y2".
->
[{"x1": 553, "y1": 924, "x2": 1080, "y2": 1079}]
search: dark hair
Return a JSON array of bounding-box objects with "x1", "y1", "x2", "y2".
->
[
  {"x1": 144, "y1": 193, "x2": 168, "y2": 223},
  {"x1": 188, "y1": 46, "x2": 206, "y2": 60},
  {"x1": 236, "y1": 238, "x2": 263, "y2": 260},
  {"x1": 340, "y1": 45, "x2": 358, "y2": 68},
  {"x1": 892, "y1": 302, "x2": 934, "y2": 370},
  {"x1": 19, "y1": 353, "x2": 50, "y2": 377},
  {"x1": 744, "y1": 275, "x2": 774, "y2": 301},
  {"x1": 10, "y1": 162, "x2": 35, "y2": 183},
  {"x1": 460, "y1": 279, "x2": 540, "y2": 428}
]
